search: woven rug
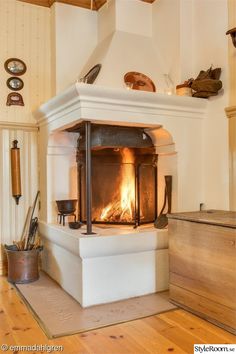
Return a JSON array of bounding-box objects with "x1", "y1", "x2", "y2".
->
[{"x1": 15, "y1": 272, "x2": 176, "y2": 338}]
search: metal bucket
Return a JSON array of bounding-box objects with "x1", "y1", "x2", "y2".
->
[{"x1": 5, "y1": 247, "x2": 41, "y2": 284}]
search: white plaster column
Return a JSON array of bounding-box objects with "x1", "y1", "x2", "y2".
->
[
  {"x1": 36, "y1": 127, "x2": 77, "y2": 225},
  {"x1": 40, "y1": 130, "x2": 78, "y2": 223}
]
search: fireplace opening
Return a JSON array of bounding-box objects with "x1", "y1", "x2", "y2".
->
[
  {"x1": 68, "y1": 123, "x2": 158, "y2": 228},
  {"x1": 78, "y1": 146, "x2": 157, "y2": 226}
]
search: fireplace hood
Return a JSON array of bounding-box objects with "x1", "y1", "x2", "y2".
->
[
  {"x1": 79, "y1": 0, "x2": 167, "y2": 92},
  {"x1": 67, "y1": 124, "x2": 154, "y2": 149}
]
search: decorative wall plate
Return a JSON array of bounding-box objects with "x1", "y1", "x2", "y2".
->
[
  {"x1": 6, "y1": 93, "x2": 24, "y2": 106},
  {"x1": 124, "y1": 72, "x2": 156, "y2": 92},
  {"x1": 81, "y1": 64, "x2": 102, "y2": 84},
  {"x1": 4, "y1": 58, "x2": 26, "y2": 76},
  {"x1": 7, "y1": 77, "x2": 24, "y2": 91}
]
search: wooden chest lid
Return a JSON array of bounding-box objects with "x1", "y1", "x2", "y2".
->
[{"x1": 168, "y1": 210, "x2": 236, "y2": 228}]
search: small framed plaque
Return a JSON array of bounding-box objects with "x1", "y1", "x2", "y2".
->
[{"x1": 6, "y1": 93, "x2": 24, "y2": 106}]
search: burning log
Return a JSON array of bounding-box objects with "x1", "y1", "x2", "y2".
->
[
  {"x1": 98, "y1": 148, "x2": 136, "y2": 223},
  {"x1": 99, "y1": 200, "x2": 135, "y2": 223}
]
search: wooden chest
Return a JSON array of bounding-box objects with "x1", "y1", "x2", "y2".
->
[{"x1": 168, "y1": 210, "x2": 236, "y2": 334}]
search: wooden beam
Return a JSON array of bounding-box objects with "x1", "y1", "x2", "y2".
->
[
  {"x1": 17, "y1": 0, "x2": 51, "y2": 7},
  {"x1": 56, "y1": 0, "x2": 106, "y2": 10},
  {"x1": 18, "y1": 0, "x2": 156, "y2": 10}
]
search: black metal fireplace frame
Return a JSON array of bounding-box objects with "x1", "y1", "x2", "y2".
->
[
  {"x1": 70, "y1": 121, "x2": 158, "y2": 234},
  {"x1": 77, "y1": 161, "x2": 158, "y2": 228}
]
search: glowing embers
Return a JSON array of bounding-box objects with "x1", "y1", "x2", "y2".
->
[{"x1": 100, "y1": 148, "x2": 135, "y2": 223}]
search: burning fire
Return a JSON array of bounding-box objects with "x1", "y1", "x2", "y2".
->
[{"x1": 100, "y1": 148, "x2": 135, "y2": 222}]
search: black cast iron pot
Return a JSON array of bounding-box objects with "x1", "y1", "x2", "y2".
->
[{"x1": 56, "y1": 199, "x2": 77, "y2": 215}]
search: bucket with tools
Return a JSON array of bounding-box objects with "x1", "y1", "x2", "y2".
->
[{"x1": 5, "y1": 191, "x2": 42, "y2": 284}]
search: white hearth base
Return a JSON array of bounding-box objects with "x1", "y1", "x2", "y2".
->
[{"x1": 39, "y1": 222, "x2": 169, "y2": 307}]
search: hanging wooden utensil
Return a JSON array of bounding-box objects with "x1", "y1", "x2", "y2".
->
[
  {"x1": 11, "y1": 140, "x2": 22, "y2": 205},
  {"x1": 154, "y1": 175, "x2": 172, "y2": 229}
]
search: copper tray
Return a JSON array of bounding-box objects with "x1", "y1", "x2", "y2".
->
[{"x1": 124, "y1": 72, "x2": 156, "y2": 92}]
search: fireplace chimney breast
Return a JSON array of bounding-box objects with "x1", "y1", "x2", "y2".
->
[{"x1": 79, "y1": 0, "x2": 166, "y2": 91}]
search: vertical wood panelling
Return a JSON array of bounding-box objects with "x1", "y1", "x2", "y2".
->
[
  {"x1": 228, "y1": 0, "x2": 236, "y2": 210},
  {"x1": 0, "y1": 129, "x2": 38, "y2": 274},
  {"x1": 0, "y1": 0, "x2": 51, "y2": 273},
  {"x1": 228, "y1": 0, "x2": 236, "y2": 106},
  {"x1": 0, "y1": 0, "x2": 51, "y2": 124},
  {"x1": 0, "y1": 134, "x2": 2, "y2": 274}
]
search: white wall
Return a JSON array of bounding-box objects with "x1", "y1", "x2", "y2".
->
[
  {"x1": 116, "y1": 0, "x2": 152, "y2": 37},
  {"x1": 153, "y1": 0, "x2": 230, "y2": 210},
  {"x1": 97, "y1": 0, "x2": 116, "y2": 42},
  {"x1": 52, "y1": 3, "x2": 98, "y2": 93},
  {"x1": 192, "y1": 0, "x2": 229, "y2": 209},
  {"x1": 152, "y1": 0, "x2": 181, "y2": 88},
  {"x1": 179, "y1": 0, "x2": 194, "y2": 81}
]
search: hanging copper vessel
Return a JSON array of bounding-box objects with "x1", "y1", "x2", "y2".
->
[{"x1": 11, "y1": 140, "x2": 22, "y2": 205}]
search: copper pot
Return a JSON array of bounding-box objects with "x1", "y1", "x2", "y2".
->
[{"x1": 5, "y1": 247, "x2": 42, "y2": 284}]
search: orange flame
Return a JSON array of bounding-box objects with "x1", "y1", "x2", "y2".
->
[{"x1": 100, "y1": 148, "x2": 135, "y2": 222}]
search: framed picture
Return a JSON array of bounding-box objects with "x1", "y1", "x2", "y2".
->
[
  {"x1": 7, "y1": 77, "x2": 24, "y2": 91},
  {"x1": 4, "y1": 58, "x2": 27, "y2": 76}
]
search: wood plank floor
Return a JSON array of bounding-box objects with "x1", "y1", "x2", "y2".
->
[{"x1": 0, "y1": 276, "x2": 235, "y2": 354}]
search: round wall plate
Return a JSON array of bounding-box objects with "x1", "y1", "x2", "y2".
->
[
  {"x1": 124, "y1": 72, "x2": 156, "y2": 92},
  {"x1": 7, "y1": 77, "x2": 24, "y2": 91},
  {"x1": 4, "y1": 58, "x2": 26, "y2": 76}
]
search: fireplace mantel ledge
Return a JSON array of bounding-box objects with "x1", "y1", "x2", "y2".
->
[{"x1": 34, "y1": 83, "x2": 207, "y2": 132}]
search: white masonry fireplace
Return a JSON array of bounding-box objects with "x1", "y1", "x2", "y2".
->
[{"x1": 34, "y1": 83, "x2": 207, "y2": 307}]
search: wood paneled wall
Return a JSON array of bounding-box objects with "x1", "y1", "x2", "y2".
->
[
  {"x1": 0, "y1": 0, "x2": 51, "y2": 124},
  {"x1": 228, "y1": 0, "x2": 236, "y2": 106},
  {"x1": 0, "y1": 127, "x2": 38, "y2": 274},
  {"x1": 0, "y1": 0, "x2": 51, "y2": 274},
  {"x1": 227, "y1": 0, "x2": 236, "y2": 211}
]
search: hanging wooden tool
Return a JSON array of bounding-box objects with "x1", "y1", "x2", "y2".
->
[
  {"x1": 154, "y1": 175, "x2": 172, "y2": 229},
  {"x1": 11, "y1": 140, "x2": 22, "y2": 205}
]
